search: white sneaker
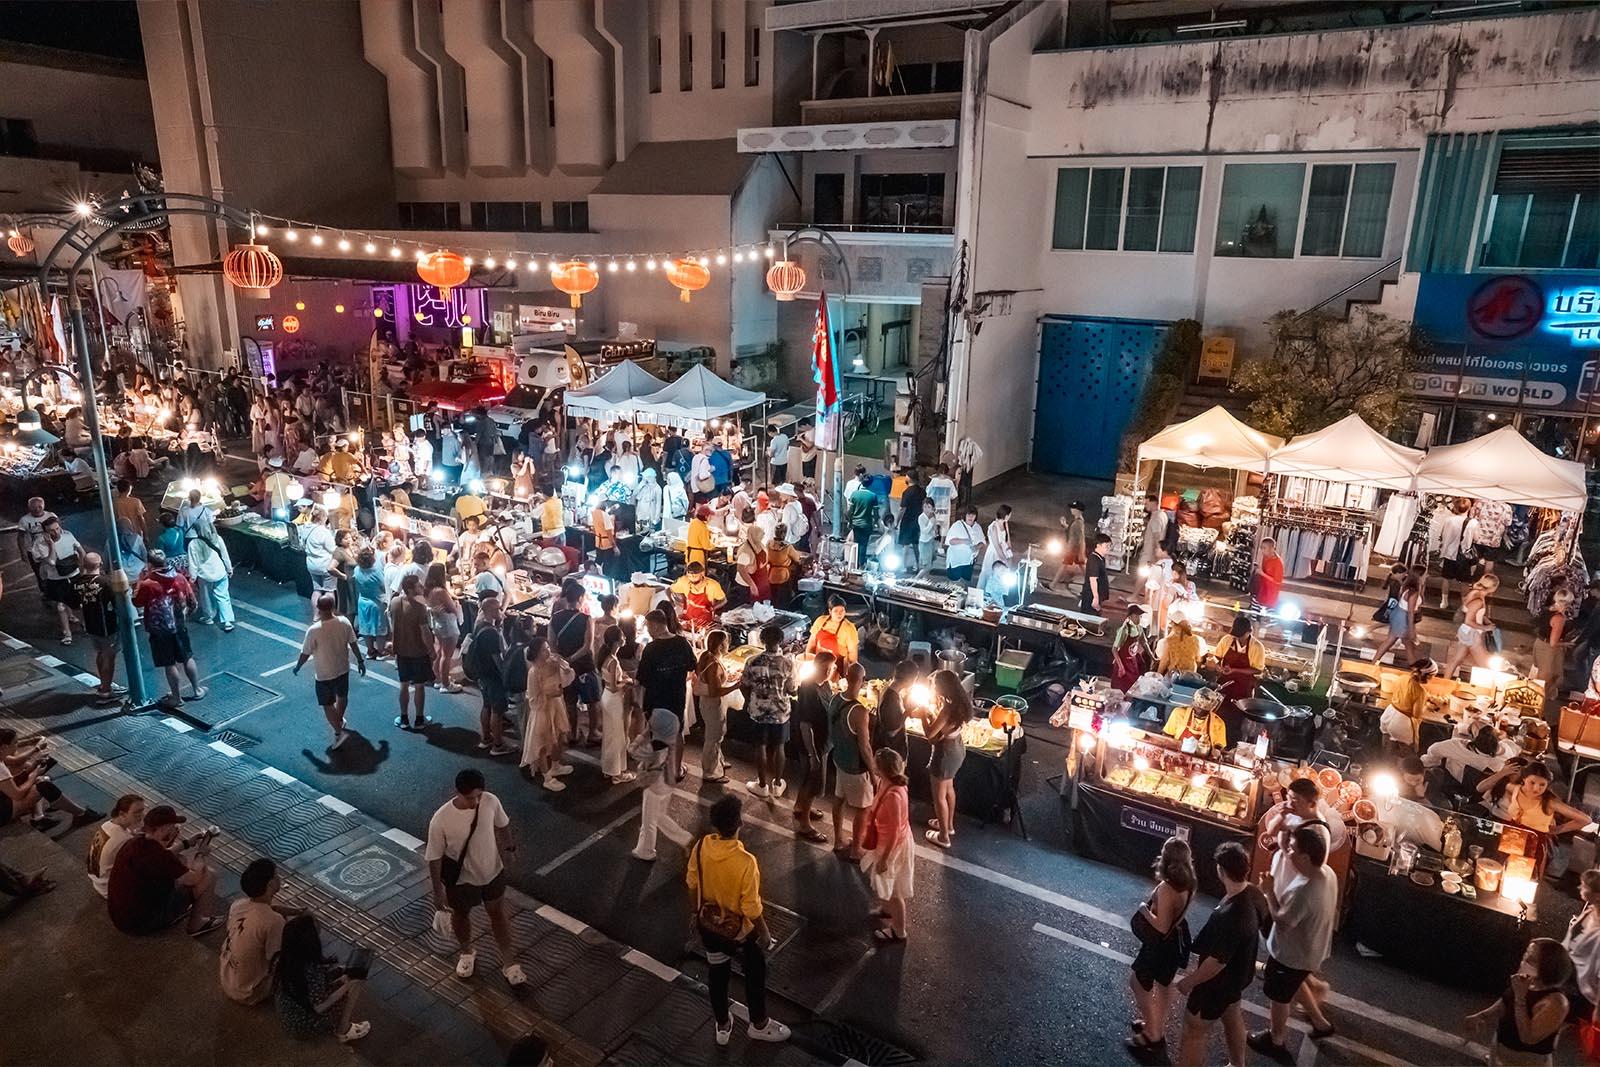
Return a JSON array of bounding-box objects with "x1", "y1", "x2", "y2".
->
[
  {"x1": 772, "y1": 778, "x2": 786, "y2": 796},
  {"x1": 715, "y1": 1020, "x2": 733, "y2": 1046},
  {"x1": 542, "y1": 775, "x2": 567, "y2": 791},
  {"x1": 502, "y1": 963, "x2": 528, "y2": 988},
  {"x1": 610, "y1": 772, "x2": 637, "y2": 784},
  {"x1": 745, "y1": 780, "x2": 770, "y2": 798},
  {"x1": 631, "y1": 848, "x2": 657, "y2": 861},
  {"x1": 455, "y1": 952, "x2": 476, "y2": 978},
  {"x1": 338, "y1": 1021, "x2": 371, "y2": 1043},
  {"x1": 747, "y1": 1019, "x2": 791, "y2": 1043},
  {"x1": 550, "y1": 763, "x2": 575, "y2": 777}
]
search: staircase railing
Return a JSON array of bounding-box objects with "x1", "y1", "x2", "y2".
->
[{"x1": 1291, "y1": 255, "x2": 1403, "y2": 323}]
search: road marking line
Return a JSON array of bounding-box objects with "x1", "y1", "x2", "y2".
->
[
  {"x1": 381, "y1": 827, "x2": 424, "y2": 850},
  {"x1": 261, "y1": 660, "x2": 298, "y2": 676},
  {"x1": 35, "y1": 654, "x2": 63, "y2": 667},
  {"x1": 231, "y1": 619, "x2": 401, "y2": 690},
  {"x1": 161, "y1": 716, "x2": 194, "y2": 732},
  {"x1": 816, "y1": 946, "x2": 877, "y2": 1013},
  {"x1": 208, "y1": 740, "x2": 243, "y2": 757},
  {"x1": 535, "y1": 807, "x2": 641, "y2": 876},
  {"x1": 3, "y1": 637, "x2": 29, "y2": 650},
  {"x1": 920, "y1": 848, "x2": 1127, "y2": 929},
  {"x1": 73, "y1": 673, "x2": 100, "y2": 686},
  {"x1": 536, "y1": 903, "x2": 589, "y2": 935},
  {"x1": 233, "y1": 600, "x2": 314, "y2": 631},
  {"x1": 622, "y1": 948, "x2": 680, "y2": 983},
  {"x1": 318, "y1": 795, "x2": 357, "y2": 815},
  {"x1": 1031, "y1": 923, "x2": 1431, "y2": 1066},
  {"x1": 260, "y1": 766, "x2": 297, "y2": 784}
]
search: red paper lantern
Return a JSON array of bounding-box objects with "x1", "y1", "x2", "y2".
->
[
  {"x1": 222, "y1": 243, "x2": 283, "y2": 298},
  {"x1": 6, "y1": 231, "x2": 36, "y2": 258},
  {"x1": 765, "y1": 260, "x2": 806, "y2": 301},
  {"x1": 551, "y1": 260, "x2": 598, "y2": 308},
  {"x1": 417, "y1": 249, "x2": 471, "y2": 300},
  {"x1": 665, "y1": 257, "x2": 710, "y2": 304}
]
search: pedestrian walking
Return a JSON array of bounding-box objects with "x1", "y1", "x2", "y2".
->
[
  {"x1": 73, "y1": 552, "x2": 127, "y2": 705},
  {"x1": 860, "y1": 748, "x2": 913, "y2": 944},
  {"x1": 184, "y1": 497, "x2": 235, "y2": 631},
  {"x1": 693, "y1": 630, "x2": 741, "y2": 785},
  {"x1": 1467, "y1": 938, "x2": 1572, "y2": 1067},
  {"x1": 424, "y1": 562, "x2": 464, "y2": 693},
  {"x1": 922, "y1": 668, "x2": 969, "y2": 848},
  {"x1": 520, "y1": 635, "x2": 574, "y2": 791},
  {"x1": 829, "y1": 662, "x2": 878, "y2": 860},
  {"x1": 637, "y1": 609, "x2": 698, "y2": 780},
  {"x1": 293, "y1": 594, "x2": 366, "y2": 750},
  {"x1": 1249, "y1": 825, "x2": 1340, "y2": 1061},
  {"x1": 388, "y1": 572, "x2": 434, "y2": 731},
  {"x1": 549, "y1": 578, "x2": 599, "y2": 747},
  {"x1": 32, "y1": 515, "x2": 83, "y2": 644},
  {"x1": 1127, "y1": 837, "x2": 1196, "y2": 1060},
  {"x1": 1175, "y1": 842, "x2": 1269, "y2": 1067},
  {"x1": 632, "y1": 707, "x2": 691, "y2": 861},
  {"x1": 132, "y1": 550, "x2": 205, "y2": 707},
  {"x1": 466, "y1": 597, "x2": 515, "y2": 756},
  {"x1": 596, "y1": 625, "x2": 636, "y2": 783},
  {"x1": 425, "y1": 769, "x2": 527, "y2": 988},
  {"x1": 686, "y1": 795, "x2": 791, "y2": 1046},
  {"x1": 302, "y1": 506, "x2": 339, "y2": 622},
  {"x1": 743, "y1": 624, "x2": 793, "y2": 799}
]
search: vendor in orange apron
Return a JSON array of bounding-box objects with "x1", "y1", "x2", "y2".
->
[
  {"x1": 684, "y1": 505, "x2": 715, "y2": 568},
  {"x1": 591, "y1": 502, "x2": 619, "y2": 579},
  {"x1": 1212, "y1": 613, "x2": 1266, "y2": 738},
  {"x1": 807, "y1": 594, "x2": 859, "y2": 670},
  {"x1": 1163, "y1": 686, "x2": 1229, "y2": 753},
  {"x1": 668, "y1": 561, "x2": 725, "y2": 630}
]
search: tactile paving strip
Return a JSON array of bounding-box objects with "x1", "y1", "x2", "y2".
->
[
  {"x1": 526, "y1": 946, "x2": 630, "y2": 1022},
  {"x1": 563, "y1": 968, "x2": 673, "y2": 1052}
]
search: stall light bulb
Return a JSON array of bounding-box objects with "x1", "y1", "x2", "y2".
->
[
  {"x1": 463, "y1": 256, "x2": 475, "y2": 267},
  {"x1": 1002, "y1": 570, "x2": 1020, "y2": 590},
  {"x1": 565, "y1": 463, "x2": 584, "y2": 479},
  {"x1": 286, "y1": 482, "x2": 305, "y2": 501},
  {"x1": 383, "y1": 512, "x2": 405, "y2": 529},
  {"x1": 1137, "y1": 564, "x2": 1151, "y2": 578},
  {"x1": 429, "y1": 524, "x2": 451, "y2": 540},
  {"x1": 1190, "y1": 772, "x2": 1208, "y2": 788},
  {"x1": 74, "y1": 200, "x2": 92, "y2": 217},
  {"x1": 335, "y1": 304, "x2": 346, "y2": 314},
  {"x1": 322, "y1": 490, "x2": 341, "y2": 510},
  {"x1": 607, "y1": 260, "x2": 618, "y2": 272},
  {"x1": 883, "y1": 551, "x2": 903, "y2": 572},
  {"x1": 1371, "y1": 772, "x2": 1399, "y2": 799},
  {"x1": 1351, "y1": 625, "x2": 1367, "y2": 640},
  {"x1": 1489, "y1": 655, "x2": 1507, "y2": 672},
  {"x1": 764, "y1": 245, "x2": 775, "y2": 259},
  {"x1": 469, "y1": 478, "x2": 485, "y2": 494},
  {"x1": 619, "y1": 607, "x2": 635, "y2": 621},
  {"x1": 1133, "y1": 755, "x2": 1150, "y2": 771},
  {"x1": 337, "y1": 238, "x2": 350, "y2": 251},
  {"x1": 274, "y1": 507, "x2": 288, "y2": 520},
  {"x1": 285, "y1": 228, "x2": 299, "y2": 242},
  {"x1": 646, "y1": 259, "x2": 657, "y2": 271},
  {"x1": 310, "y1": 233, "x2": 324, "y2": 246},
  {"x1": 909, "y1": 683, "x2": 932, "y2": 708},
  {"x1": 255, "y1": 223, "x2": 269, "y2": 237},
  {"x1": 505, "y1": 259, "x2": 517, "y2": 270},
  {"x1": 715, "y1": 253, "x2": 727, "y2": 266},
  {"x1": 1278, "y1": 600, "x2": 1302, "y2": 623},
  {"x1": 364, "y1": 241, "x2": 377, "y2": 254},
  {"x1": 626, "y1": 259, "x2": 636, "y2": 271},
  {"x1": 795, "y1": 659, "x2": 816, "y2": 682},
  {"x1": 587, "y1": 260, "x2": 598, "y2": 271},
  {"x1": 390, "y1": 246, "x2": 402, "y2": 258},
  {"x1": 493, "y1": 565, "x2": 507, "y2": 577},
  {"x1": 1047, "y1": 538, "x2": 1063, "y2": 556},
  {"x1": 1077, "y1": 733, "x2": 1096, "y2": 754},
  {"x1": 698, "y1": 255, "x2": 710, "y2": 266},
  {"x1": 432, "y1": 468, "x2": 446, "y2": 484},
  {"x1": 1106, "y1": 720, "x2": 1134, "y2": 750}
]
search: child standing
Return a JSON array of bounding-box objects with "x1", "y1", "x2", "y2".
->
[
  {"x1": 860, "y1": 748, "x2": 914, "y2": 943},
  {"x1": 917, "y1": 500, "x2": 937, "y2": 578}
]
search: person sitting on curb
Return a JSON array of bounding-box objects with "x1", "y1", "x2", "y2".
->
[
  {"x1": 106, "y1": 804, "x2": 221, "y2": 937},
  {"x1": 274, "y1": 914, "x2": 372, "y2": 1044},
  {"x1": 87, "y1": 793, "x2": 146, "y2": 897},
  {"x1": 0, "y1": 727, "x2": 102, "y2": 830},
  {"x1": 221, "y1": 858, "x2": 305, "y2": 1006}
]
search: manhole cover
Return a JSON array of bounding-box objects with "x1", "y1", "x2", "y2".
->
[
  {"x1": 181, "y1": 672, "x2": 280, "y2": 730},
  {"x1": 312, "y1": 842, "x2": 418, "y2": 903},
  {"x1": 811, "y1": 1020, "x2": 919, "y2": 1066}
]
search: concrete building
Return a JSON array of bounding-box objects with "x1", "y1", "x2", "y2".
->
[
  {"x1": 0, "y1": 40, "x2": 156, "y2": 217},
  {"x1": 947, "y1": 1, "x2": 1600, "y2": 485}
]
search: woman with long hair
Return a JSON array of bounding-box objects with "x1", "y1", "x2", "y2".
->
[
  {"x1": 1372, "y1": 572, "x2": 1425, "y2": 667},
  {"x1": 617, "y1": 615, "x2": 643, "y2": 733},
  {"x1": 922, "y1": 668, "x2": 971, "y2": 848},
  {"x1": 861, "y1": 748, "x2": 914, "y2": 943},
  {"x1": 597, "y1": 624, "x2": 636, "y2": 784},
  {"x1": 520, "y1": 635, "x2": 574, "y2": 791},
  {"x1": 1478, "y1": 762, "x2": 1590, "y2": 839},
  {"x1": 1444, "y1": 573, "x2": 1500, "y2": 679},
  {"x1": 1127, "y1": 837, "x2": 1196, "y2": 1058},
  {"x1": 1467, "y1": 938, "x2": 1572, "y2": 1066},
  {"x1": 1564, "y1": 869, "x2": 1600, "y2": 1028},
  {"x1": 693, "y1": 629, "x2": 742, "y2": 785},
  {"x1": 351, "y1": 546, "x2": 389, "y2": 659},
  {"x1": 424, "y1": 561, "x2": 463, "y2": 694},
  {"x1": 273, "y1": 915, "x2": 370, "y2": 1043}
]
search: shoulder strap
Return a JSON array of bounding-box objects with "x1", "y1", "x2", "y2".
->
[{"x1": 453, "y1": 802, "x2": 483, "y2": 863}]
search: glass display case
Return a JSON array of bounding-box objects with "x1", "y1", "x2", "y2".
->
[{"x1": 1086, "y1": 726, "x2": 1264, "y2": 831}]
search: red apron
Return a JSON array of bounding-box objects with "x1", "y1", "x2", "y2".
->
[
  {"x1": 1110, "y1": 630, "x2": 1150, "y2": 693},
  {"x1": 1220, "y1": 639, "x2": 1259, "y2": 702},
  {"x1": 814, "y1": 618, "x2": 849, "y2": 661},
  {"x1": 681, "y1": 582, "x2": 716, "y2": 629}
]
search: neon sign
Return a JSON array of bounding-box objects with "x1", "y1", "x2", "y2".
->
[
  {"x1": 409, "y1": 284, "x2": 472, "y2": 329},
  {"x1": 1546, "y1": 286, "x2": 1600, "y2": 347}
]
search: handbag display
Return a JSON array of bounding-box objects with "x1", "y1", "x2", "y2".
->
[{"x1": 692, "y1": 839, "x2": 746, "y2": 941}]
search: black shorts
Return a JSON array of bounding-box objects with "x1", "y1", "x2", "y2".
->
[
  {"x1": 147, "y1": 629, "x2": 193, "y2": 668},
  {"x1": 751, "y1": 720, "x2": 790, "y2": 746},
  {"x1": 946, "y1": 564, "x2": 974, "y2": 582},
  {"x1": 314, "y1": 673, "x2": 350, "y2": 705},
  {"x1": 129, "y1": 885, "x2": 193, "y2": 934},
  {"x1": 1441, "y1": 556, "x2": 1472, "y2": 581},
  {"x1": 1132, "y1": 936, "x2": 1187, "y2": 991},
  {"x1": 396, "y1": 655, "x2": 435, "y2": 684},
  {"x1": 445, "y1": 871, "x2": 506, "y2": 912},
  {"x1": 480, "y1": 684, "x2": 508, "y2": 715},
  {"x1": 42, "y1": 577, "x2": 80, "y2": 607},
  {"x1": 1262, "y1": 957, "x2": 1312, "y2": 1004},
  {"x1": 1186, "y1": 979, "x2": 1242, "y2": 1022}
]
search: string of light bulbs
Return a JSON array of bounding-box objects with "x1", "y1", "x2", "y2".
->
[{"x1": 243, "y1": 213, "x2": 782, "y2": 275}]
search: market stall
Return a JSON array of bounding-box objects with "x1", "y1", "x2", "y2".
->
[
  {"x1": 562, "y1": 360, "x2": 667, "y2": 422},
  {"x1": 632, "y1": 363, "x2": 767, "y2": 426}
]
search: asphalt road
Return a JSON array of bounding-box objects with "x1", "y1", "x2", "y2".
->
[{"x1": 5, "y1": 486, "x2": 1567, "y2": 1067}]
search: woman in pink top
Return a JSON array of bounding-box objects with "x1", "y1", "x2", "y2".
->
[{"x1": 861, "y1": 748, "x2": 914, "y2": 943}]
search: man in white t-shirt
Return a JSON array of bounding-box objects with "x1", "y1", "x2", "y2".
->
[
  {"x1": 1260, "y1": 778, "x2": 1347, "y2": 886},
  {"x1": 425, "y1": 769, "x2": 526, "y2": 988},
  {"x1": 16, "y1": 496, "x2": 56, "y2": 571},
  {"x1": 32, "y1": 515, "x2": 83, "y2": 644},
  {"x1": 301, "y1": 507, "x2": 338, "y2": 621},
  {"x1": 1250, "y1": 825, "x2": 1339, "y2": 1060},
  {"x1": 767, "y1": 428, "x2": 790, "y2": 485},
  {"x1": 294, "y1": 594, "x2": 365, "y2": 749},
  {"x1": 86, "y1": 793, "x2": 146, "y2": 897},
  {"x1": 943, "y1": 506, "x2": 986, "y2": 584}
]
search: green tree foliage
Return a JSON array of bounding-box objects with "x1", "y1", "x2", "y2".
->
[{"x1": 1120, "y1": 318, "x2": 1202, "y2": 470}]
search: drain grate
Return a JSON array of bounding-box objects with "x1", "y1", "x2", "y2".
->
[
  {"x1": 811, "y1": 1020, "x2": 920, "y2": 1066},
  {"x1": 209, "y1": 728, "x2": 260, "y2": 750},
  {"x1": 181, "y1": 672, "x2": 280, "y2": 730}
]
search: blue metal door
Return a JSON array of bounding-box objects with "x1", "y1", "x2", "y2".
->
[{"x1": 1033, "y1": 316, "x2": 1168, "y2": 479}]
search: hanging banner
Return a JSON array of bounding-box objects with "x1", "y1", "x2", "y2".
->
[
  {"x1": 518, "y1": 304, "x2": 575, "y2": 333},
  {"x1": 812, "y1": 292, "x2": 842, "y2": 450}
]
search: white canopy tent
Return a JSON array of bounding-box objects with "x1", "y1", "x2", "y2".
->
[
  {"x1": 1413, "y1": 425, "x2": 1587, "y2": 511},
  {"x1": 1268, "y1": 413, "x2": 1424, "y2": 490},
  {"x1": 562, "y1": 360, "x2": 667, "y2": 418},
  {"x1": 633, "y1": 363, "x2": 767, "y2": 422},
  {"x1": 1136, "y1": 405, "x2": 1284, "y2": 473}
]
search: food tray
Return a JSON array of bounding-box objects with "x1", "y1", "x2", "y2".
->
[
  {"x1": 1155, "y1": 776, "x2": 1187, "y2": 801},
  {"x1": 1130, "y1": 769, "x2": 1163, "y2": 794},
  {"x1": 1208, "y1": 791, "x2": 1243, "y2": 818},
  {"x1": 1105, "y1": 766, "x2": 1134, "y2": 788},
  {"x1": 1181, "y1": 785, "x2": 1214, "y2": 808}
]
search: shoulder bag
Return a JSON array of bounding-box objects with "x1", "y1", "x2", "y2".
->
[
  {"x1": 692, "y1": 839, "x2": 747, "y2": 942},
  {"x1": 438, "y1": 803, "x2": 483, "y2": 888}
]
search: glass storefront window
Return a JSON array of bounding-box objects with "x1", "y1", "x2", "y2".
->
[
  {"x1": 1448, "y1": 407, "x2": 1512, "y2": 443},
  {"x1": 1520, "y1": 414, "x2": 1582, "y2": 461}
]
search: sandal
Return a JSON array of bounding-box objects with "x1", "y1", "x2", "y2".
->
[
  {"x1": 872, "y1": 928, "x2": 906, "y2": 943},
  {"x1": 393, "y1": 716, "x2": 413, "y2": 731},
  {"x1": 924, "y1": 829, "x2": 952, "y2": 848},
  {"x1": 795, "y1": 826, "x2": 829, "y2": 843}
]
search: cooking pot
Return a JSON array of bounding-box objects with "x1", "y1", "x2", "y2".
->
[
  {"x1": 1235, "y1": 698, "x2": 1317, "y2": 761},
  {"x1": 1334, "y1": 671, "x2": 1379, "y2": 700}
]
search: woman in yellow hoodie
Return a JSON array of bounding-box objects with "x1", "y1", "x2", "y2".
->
[{"x1": 686, "y1": 796, "x2": 792, "y2": 1047}]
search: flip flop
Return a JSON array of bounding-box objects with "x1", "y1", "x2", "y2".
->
[
  {"x1": 795, "y1": 826, "x2": 829, "y2": 843},
  {"x1": 393, "y1": 716, "x2": 412, "y2": 731},
  {"x1": 924, "y1": 830, "x2": 952, "y2": 848}
]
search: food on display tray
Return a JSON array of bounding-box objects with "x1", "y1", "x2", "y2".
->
[
  {"x1": 1181, "y1": 784, "x2": 1214, "y2": 809},
  {"x1": 1105, "y1": 766, "x2": 1134, "y2": 789},
  {"x1": 1130, "y1": 769, "x2": 1162, "y2": 794},
  {"x1": 1155, "y1": 776, "x2": 1186, "y2": 802},
  {"x1": 1208, "y1": 791, "x2": 1244, "y2": 818}
]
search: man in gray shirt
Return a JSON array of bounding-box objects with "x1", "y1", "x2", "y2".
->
[{"x1": 1249, "y1": 825, "x2": 1338, "y2": 1061}]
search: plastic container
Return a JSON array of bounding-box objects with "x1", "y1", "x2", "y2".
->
[
  {"x1": 995, "y1": 649, "x2": 1033, "y2": 692},
  {"x1": 1476, "y1": 858, "x2": 1504, "y2": 893},
  {"x1": 996, "y1": 694, "x2": 1029, "y2": 721}
]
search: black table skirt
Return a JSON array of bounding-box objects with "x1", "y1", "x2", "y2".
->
[
  {"x1": 1344, "y1": 856, "x2": 1529, "y2": 990},
  {"x1": 1070, "y1": 780, "x2": 1253, "y2": 897},
  {"x1": 219, "y1": 525, "x2": 313, "y2": 598}
]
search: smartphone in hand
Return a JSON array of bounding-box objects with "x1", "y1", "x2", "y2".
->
[{"x1": 344, "y1": 947, "x2": 375, "y2": 980}]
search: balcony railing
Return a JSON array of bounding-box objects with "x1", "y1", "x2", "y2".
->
[
  {"x1": 778, "y1": 221, "x2": 954, "y2": 236},
  {"x1": 798, "y1": 91, "x2": 962, "y2": 126}
]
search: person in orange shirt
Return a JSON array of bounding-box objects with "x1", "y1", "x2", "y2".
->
[
  {"x1": 592, "y1": 502, "x2": 618, "y2": 579},
  {"x1": 685, "y1": 505, "x2": 715, "y2": 568},
  {"x1": 1254, "y1": 537, "x2": 1285, "y2": 609}
]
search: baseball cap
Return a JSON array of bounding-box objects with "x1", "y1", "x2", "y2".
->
[
  {"x1": 143, "y1": 804, "x2": 187, "y2": 830},
  {"x1": 650, "y1": 707, "x2": 680, "y2": 745}
]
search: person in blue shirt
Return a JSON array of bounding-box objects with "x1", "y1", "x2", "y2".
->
[{"x1": 709, "y1": 440, "x2": 734, "y2": 493}]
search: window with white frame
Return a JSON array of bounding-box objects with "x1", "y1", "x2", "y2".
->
[
  {"x1": 1215, "y1": 160, "x2": 1395, "y2": 259},
  {"x1": 1299, "y1": 162, "x2": 1395, "y2": 258},
  {"x1": 1479, "y1": 143, "x2": 1600, "y2": 270},
  {"x1": 1050, "y1": 165, "x2": 1202, "y2": 253}
]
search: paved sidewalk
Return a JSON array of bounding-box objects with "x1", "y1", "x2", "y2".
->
[{"x1": 0, "y1": 631, "x2": 830, "y2": 1067}]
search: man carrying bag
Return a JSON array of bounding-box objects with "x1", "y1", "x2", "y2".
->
[{"x1": 425, "y1": 769, "x2": 526, "y2": 989}]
